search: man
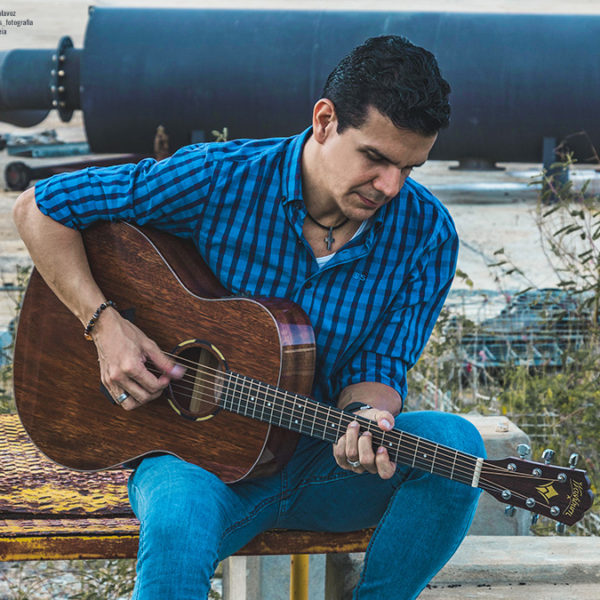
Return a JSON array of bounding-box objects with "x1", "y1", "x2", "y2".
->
[{"x1": 14, "y1": 36, "x2": 484, "y2": 599}]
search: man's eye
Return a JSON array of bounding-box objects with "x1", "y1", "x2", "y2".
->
[{"x1": 366, "y1": 153, "x2": 383, "y2": 163}]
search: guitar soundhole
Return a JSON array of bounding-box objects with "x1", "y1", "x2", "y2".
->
[{"x1": 168, "y1": 340, "x2": 226, "y2": 421}]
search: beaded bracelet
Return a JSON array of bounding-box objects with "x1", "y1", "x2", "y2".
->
[{"x1": 83, "y1": 300, "x2": 117, "y2": 341}]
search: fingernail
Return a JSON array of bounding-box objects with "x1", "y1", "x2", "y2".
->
[
  {"x1": 382, "y1": 419, "x2": 392, "y2": 429},
  {"x1": 350, "y1": 420, "x2": 359, "y2": 428},
  {"x1": 361, "y1": 430, "x2": 371, "y2": 437},
  {"x1": 377, "y1": 446, "x2": 386, "y2": 454},
  {"x1": 171, "y1": 364, "x2": 186, "y2": 377}
]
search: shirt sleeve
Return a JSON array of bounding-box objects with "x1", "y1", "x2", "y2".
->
[
  {"x1": 333, "y1": 224, "x2": 458, "y2": 408},
  {"x1": 34, "y1": 144, "x2": 215, "y2": 238}
]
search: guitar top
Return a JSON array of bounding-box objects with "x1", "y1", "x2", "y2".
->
[{"x1": 13, "y1": 221, "x2": 316, "y2": 481}]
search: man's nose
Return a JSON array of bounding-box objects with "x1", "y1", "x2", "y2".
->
[{"x1": 373, "y1": 166, "x2": 406, "y2": 199}]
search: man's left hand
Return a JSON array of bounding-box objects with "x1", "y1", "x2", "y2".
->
[{"x1": 333, "y1": 407, "x2": 397, "y2": 479}]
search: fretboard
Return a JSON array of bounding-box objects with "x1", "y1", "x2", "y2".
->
[{"x1": 220, "y1": 371, "x2": 480, "y2": 488}]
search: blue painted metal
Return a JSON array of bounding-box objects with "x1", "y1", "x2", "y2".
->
[
  {"x1": 7, "y1": 142, "x2": 90, "y2": 158},
  {"x1": 1, "y1": 9, "x2": 599, "y2": 163},
  {"x1": 79, "y1": 9, "x2": 600, "y2": 161}
]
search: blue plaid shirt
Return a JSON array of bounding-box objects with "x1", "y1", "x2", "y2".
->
[{"x1": 35, "y1": 128, "x2": 458, "y2": 408}]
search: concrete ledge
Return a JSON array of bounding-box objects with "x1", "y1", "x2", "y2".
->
[
  {"x1": 420, "y1": 582, "x2": 600, "y2": 599},
  {"x1": 433, "y1": 536, "x2": 600, "y2": 585}
]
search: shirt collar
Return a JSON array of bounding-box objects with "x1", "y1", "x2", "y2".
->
[{"x1": 281, "y1": 126, "x2": 312, "y2": 205}]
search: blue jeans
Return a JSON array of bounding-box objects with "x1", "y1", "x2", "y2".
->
[{"x1": 128, "y1": 411, "x2": 485, "y2": 599}]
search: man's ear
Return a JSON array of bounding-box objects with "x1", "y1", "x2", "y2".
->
[{"x1": 312, "y1": 98, "x2": 338, "y2": 144}]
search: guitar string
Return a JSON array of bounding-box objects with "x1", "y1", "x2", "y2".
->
[
  {"x1": 139, "y1": 358, "x2": 571, "y2": 496},
  {"x1": 159, "y1": 371, "x2": 566, "y2": 513},
  {"x1": 145, "y1": 364, "x2": 553, "y2": 490},
  {"x1": 129, "y1": 364, "x2": 572, "y2": 515},
  {"x1": 151, "y1": 360, "x2": 570, "y2": 487},
  {"x1": 177, "y1": 379, "x2": 568, "y2": 508},
  {"x1": 142, "y1": 363, "x2": 481, "y2": 484}
]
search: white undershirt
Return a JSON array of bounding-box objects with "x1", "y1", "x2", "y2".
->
[{"x1": 315, "y1": 220, "x2": 369, "y2": 269}]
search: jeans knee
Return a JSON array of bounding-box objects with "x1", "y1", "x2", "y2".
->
[
  {"x1": 447, "y1": 413, "x2": 486, "y2": 458},
  {"x1": 394, "y1": 411, "x2": 486, "y2": 459},
  {"x1": 130, "y1": 456, "x2": 231, "y2": 550}
]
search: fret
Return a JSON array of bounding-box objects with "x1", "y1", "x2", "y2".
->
[
  {"x1": 277, "y1": 390, "x2": 287, "y2": 427},
  {"x1": 313, "y1": 404, "x2": 325, "y2": 439},
  {"x1": 336, "y1": 409, "x2": 345, "y2": 443},
  {"x1": 229, "y1": 372, "x2": 242, "y2": 413},
  {"x1": 263, "y1": 383, "x2": 275, "y2": 422},
  {"x1": 411, "y1": 437, "x2": 419, "y2": 468},
  {"x1": 324, "y1": 405, "x2": 332, "y2": 443},
  {"x1": 304, "y1": 399, "x2": 319, "y2": 437},
  {"x1": 247, "y1": 379, "x2": 259, "y2": 420},
  {"x1": 388, "y1": 430, "x2": 400, "y2": 463},
  {"x1": 258, "y1": 380, "x2": 268, "y2": 422},
  {"x1": 430, "y1": 443, "x2": 439, "y2": 474},
  {"x1": 313, "y1": 404, "x2": 326, "y2": 440},
  {"x1": 298, "y1": 396, "x2": 308, "y2": 434},
  {"x1": 236, "y1": 374, "x2": 248, "y2": 416},
  {"x1": 412, "y1": 447, "x2": 434, "y2": 473},
  {"x1": 220, "y1": 372, "x2": 234, "y2": 411},
  {"x1": 450, "y1": 449, "x2": 458, "y2": 481},
  {"x1": 324, "y1": 404, "x2": 342, "y2": 444},
  {"x1": 285, "y1": 391, "x2": 297, "y2": 429},
  {"x1": 289, "y1": 395, "x2": 303, "y2": 432},
  {"x1": 309, "y1": 402, "x2": 317, "y2": 438},
  {"x1": 244, "y1": 375, "x2": 254, "y2": 417}
]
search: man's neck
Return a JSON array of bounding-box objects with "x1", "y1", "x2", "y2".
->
[{"x1": 301, "y1": 135, "x2": 341, "y2": 223}]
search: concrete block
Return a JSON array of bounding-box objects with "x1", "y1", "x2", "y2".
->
[
  {"x1": 463, "y1": 414, "x2": 532, "y2": 536},
  {"x1": 223, "y1": 554, "x2": 326, "y2": 600}
]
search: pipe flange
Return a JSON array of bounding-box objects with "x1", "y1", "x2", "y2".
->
[{"x1": 49, "y1": 35, "x2": 74, "y2": 122}]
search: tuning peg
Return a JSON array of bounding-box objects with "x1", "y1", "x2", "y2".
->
[
  {"x1": 517, "y1": 443, "x2": 531, "y2": 459},
  {"x1": 542, "y1": 448, "x2": 555, "y2": 464},
  {"x1": 556, "y1": 522, "x2": 566, "y2": 535},
  {"x1": 531, "y1": 513, "x2": 540, "y2": 526},
  {"x1": 569, "y1": 453, "x2": 579, "y2": 468},
  {"x1": 505, "y1": 505, "x2": 516, "y2": 517}
]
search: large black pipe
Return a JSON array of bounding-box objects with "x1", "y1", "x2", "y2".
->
[
  {"x1": 1, "y1": 9, "x2": 599, "y2": 163},
  {"x1": 0, "y1": 36, "x2": 80, "y2": 125}
]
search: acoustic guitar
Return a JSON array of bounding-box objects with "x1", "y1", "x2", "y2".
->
[{"x1": 13, "y1": 222, "x2": 593, "y2": 526}]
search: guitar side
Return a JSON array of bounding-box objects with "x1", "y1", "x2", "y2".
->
[{"x1": 13, "y1": 222, "x2": 316, "y2": 481}]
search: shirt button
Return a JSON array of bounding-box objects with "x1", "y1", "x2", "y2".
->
[{"x1": 304, "y1": 282, "x2": 313, "y2": 290}]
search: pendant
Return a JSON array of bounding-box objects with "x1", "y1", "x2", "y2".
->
[{"x1": 325, "y1": 227, "x2": 335, "y2": 251}]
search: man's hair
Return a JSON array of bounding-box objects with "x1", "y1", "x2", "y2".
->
[{"x1": 322, "y1": 35, "x2": 451, "y2": 136}]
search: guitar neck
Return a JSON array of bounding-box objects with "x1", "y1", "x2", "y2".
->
[{"x1": 220, "y1": 371, "x2": 483, "y2": 489}]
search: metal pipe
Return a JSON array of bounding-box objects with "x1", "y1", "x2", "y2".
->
[{"x1": 1, "y1": 9, "x2": 598, "y2": 163}]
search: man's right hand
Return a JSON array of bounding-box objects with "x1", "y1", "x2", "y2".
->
[{"x1": 91, "y1": 306, "x2": 185, "y2": 410}]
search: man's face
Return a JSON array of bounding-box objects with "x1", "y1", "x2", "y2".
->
[{"x1": 316, "y1": 105, "x2": 438, "y2": 221}]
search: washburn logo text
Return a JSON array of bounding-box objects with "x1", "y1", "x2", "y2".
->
[{"x1": 564, "y1": 480, "x2": 583, "y2": 517}]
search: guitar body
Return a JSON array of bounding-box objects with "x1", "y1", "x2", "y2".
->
[{"x1": 13, "y1": 222, "x2": 316, "y2": 482}]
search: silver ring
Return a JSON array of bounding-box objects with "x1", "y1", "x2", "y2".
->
[
  {"x1": 116, "y1": 392, "x2": 130, "y2": 405},
  {"x1": 347, "y1": 459, "x2": 361, "y2": 468}
]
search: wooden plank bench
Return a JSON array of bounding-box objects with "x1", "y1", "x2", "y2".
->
[{"x1": 0, "y1": 413, "x2": 372, "y2": 598}]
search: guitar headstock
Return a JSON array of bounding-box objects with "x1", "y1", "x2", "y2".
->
[{"x1": 483, "y1": 456, "x2": 594, "y2": 525}]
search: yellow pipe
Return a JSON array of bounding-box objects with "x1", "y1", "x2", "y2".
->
[{"x1": 290, "y1": 553, "x2": 309, "y2": 600}]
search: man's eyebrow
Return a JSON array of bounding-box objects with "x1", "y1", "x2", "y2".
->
[{"x1": 362, "y1": 145, "x2": 426, "y2": 168}]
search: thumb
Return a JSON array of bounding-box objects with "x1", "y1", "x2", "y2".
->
[{"x1": 144, "y1": 340, "x2": 185, "y2": 380}]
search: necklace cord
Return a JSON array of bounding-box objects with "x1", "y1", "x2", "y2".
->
[
  {"x1": 305, "y1": 211, "x2": 349, "y2": 250},
  {"x1": 305, "y1": 211, "x2": 349, "y2": 231}
]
